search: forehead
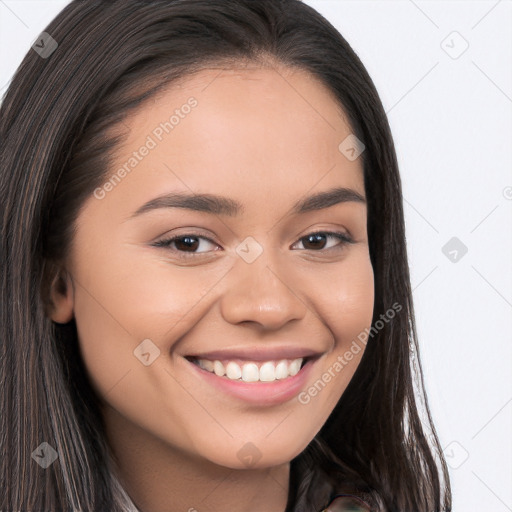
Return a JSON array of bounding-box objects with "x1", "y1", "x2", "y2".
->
[{"x1": 97, "y1": 65, "x2": 365, "y2": 219}]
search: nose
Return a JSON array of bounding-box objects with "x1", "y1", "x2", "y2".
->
[{"x1": 219, "y1": 252, "x2": 308, "y2": 331}]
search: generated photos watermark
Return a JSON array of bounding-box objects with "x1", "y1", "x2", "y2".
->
[
  {"x1": 93, "y1": 97, "x2": 198, "y2": 200},
  {"x1": 298, "y1": 301, "x2": 402, "y2": 404}
]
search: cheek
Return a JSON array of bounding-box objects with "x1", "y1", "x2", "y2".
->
[
  {"x1": 316, "y1": 251, "x2": 375, "y2": 344},
  {"x1": 327, "y1": 251, "x2": 375, "y2": 387},
  {"x1": 73, "y1": 244, "x2": 233, "y2": 344},
  {"x1": 70, "y1": 254, "x2": 227, "y2": 454},
  {"x1": 70, "y1": 246, "x2": 235, "y2": 419},
  {"x1": 292, "y1": 252, "x2": 374, "y2": 421}
]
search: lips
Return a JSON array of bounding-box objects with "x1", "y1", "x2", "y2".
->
[
  {"x1": 184, "y1": 353, "x2": 318, "y2": 406},
  {"x1": 182, "y1": 346, "x2": 322, "y2": 404}
]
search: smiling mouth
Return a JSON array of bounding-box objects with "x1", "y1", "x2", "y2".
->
[{"x1": 186, "y1": 356, "x2": 310, "y2": 383}]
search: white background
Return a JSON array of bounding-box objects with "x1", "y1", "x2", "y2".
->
[{"x1": 1, "y1": 1, "x2": 511, "y2": 511}]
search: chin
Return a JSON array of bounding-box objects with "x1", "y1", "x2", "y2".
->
[{"x1": 198, "y1": 434, "x2": 312, "y2": 471}]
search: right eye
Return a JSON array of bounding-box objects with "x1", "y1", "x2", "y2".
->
[{"x1": 152, "y1": 234, "x2": 221, "y2": 258}]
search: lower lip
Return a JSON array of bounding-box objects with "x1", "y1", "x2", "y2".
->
[{"x1": 186, "y1": 358, "x2": 316, "y2": 406}]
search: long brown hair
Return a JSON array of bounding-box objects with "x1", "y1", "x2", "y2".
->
[{"x1": 0, "y1": 1, "x2": 451, "y2": 510}]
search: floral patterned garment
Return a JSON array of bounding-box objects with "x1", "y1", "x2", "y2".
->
[{"x1": 320, "y1": 493, "x2": 373, "y2": 511}]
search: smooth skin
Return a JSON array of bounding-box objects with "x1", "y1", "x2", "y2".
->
[{"x1": 49, "y1": 63, "x2": 374, "y2": 512}]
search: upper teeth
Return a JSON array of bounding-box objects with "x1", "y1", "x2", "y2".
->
[{"x1": 196, "y1": 358, "x2": 303, "y2": 382}]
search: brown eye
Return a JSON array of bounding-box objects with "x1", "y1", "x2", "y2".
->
[
  {"x1": 173, "y1": 236, "x2": 200, "y2": 252},
  {"x1": 294, "y1": 231, "x2": 354, "y2": 251},
  {"x1": 153, "y1": 234, "x2": 219, "y2": 256},
  {"x1": 302, "y1": 233, "x2": 328, "y2": 250}
]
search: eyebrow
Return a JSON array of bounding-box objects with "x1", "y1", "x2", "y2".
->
[{"x1": 128, "y1": 186, "x2": 366, "y2": 219}]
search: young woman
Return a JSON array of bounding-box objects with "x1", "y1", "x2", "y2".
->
[{"x1": 0, "y1": 1, "x2": 452, "y2": 511}]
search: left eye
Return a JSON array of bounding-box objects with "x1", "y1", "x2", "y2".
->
[
  {"x1": 153, "y1": 231, "x2": 354, "y2": 257},
  {"x1": 292, "y1": 231, "x2": 354, "y2": 251}
]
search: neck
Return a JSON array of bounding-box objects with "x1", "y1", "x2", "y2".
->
[{"x1": 103, "y1": 404, "x2": 290, "y2": 512}]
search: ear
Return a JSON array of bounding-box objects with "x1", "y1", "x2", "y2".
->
[{"x1": 47, "y1": 267, "x2": 75, "y2": 324}]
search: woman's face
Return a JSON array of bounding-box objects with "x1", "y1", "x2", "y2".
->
[{"x1": 51, "y1": 65, "x2": 374, "y2": 469}]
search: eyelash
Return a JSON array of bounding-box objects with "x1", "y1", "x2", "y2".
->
[{"x1": 152, "y1": 230, "x2": 354, "y2": 258}]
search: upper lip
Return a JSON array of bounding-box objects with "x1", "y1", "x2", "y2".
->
[{"x1": 185, "y1": 346, "x2": 324, "y2": 362}]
